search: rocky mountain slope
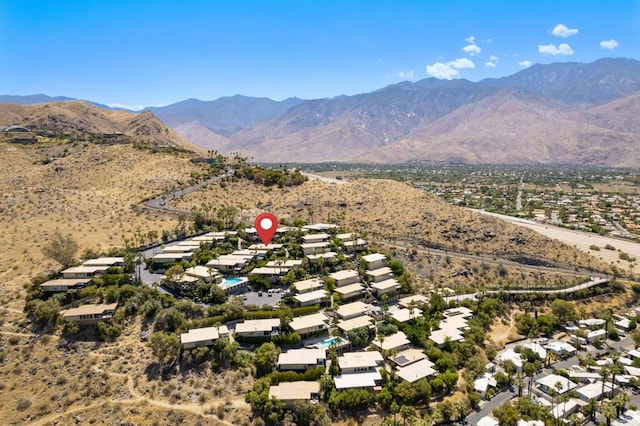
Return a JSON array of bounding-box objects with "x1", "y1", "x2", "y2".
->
[
  {"x1": 168, "y1": 58, "x2": 640, "y2": 165},
  {"x1": 0, "y1": 101, "x2": 205, "y2": 154}
]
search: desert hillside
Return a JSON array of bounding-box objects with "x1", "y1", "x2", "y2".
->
[
  {"x1": 172, "y1": 177, "x2": 606, "y2": 274},
  {"x1": 0, "y1": 101, "x2": 205, "y2": 154}
]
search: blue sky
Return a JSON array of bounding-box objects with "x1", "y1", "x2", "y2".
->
[{"x1": 1, "y1": 0, "x2": 638, "y2": 108}]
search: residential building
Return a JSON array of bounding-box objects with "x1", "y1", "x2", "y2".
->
[
  {"x1": 338, "y1": 351, "x2": 383, "y2": 373},
  {"x1": 293, "y1": 289, "x2": 329, "y2": 307},
  {"x1": 329, "y1": 270, "x2": 360, "y2": 287},
  {"x1": 180, "y1": 326, "x2": 229, "y2": 349},
  {"x1": 535, "y1": 374, "x2": 577, "y2": 396},
  {"x1": 391, "y1": 348, "x2": 426, "y2": 367},
  {"x1": 371, "y1": 279, "x2": 400, "y2": 298},
  {"x1": 278, "y1": 348, "x2": 326, "y2": 371},
  {"x1": 62, "y1": 303, "x2": 118, "y2": 326},
  {"x1": 302, "y1": 233, "x2": 330, "y2": 243},
  {"x1": 366, "y1": 267, "x2": 394, "y2": 283},
  {"x1": 292, "y1": 277, "x2": 324, "y2": 294},
  {"x1": 371, "y1": 331, "x2": 410, "y2": 352},
  {"x1": 40, "y1": 278, "x2": 90, "y2": 292},
  {"x1": 362, "y1": 253, "x2": 387, "y2": 270},
  {"x1": 334, "y1": 371, "x2": 382, "y2": 390},
  {"x1": 81, "y1": 257, "x2": 124, "y2": 267},
  {"x1": 62, "y1": 265, "x2": 111, "y2": 279},
  {"x1": 334, "y1": 283, "x2": 366, "y2": 301},
  {"x1": 288, "y1": 313, "x2": 330, "y2": 337},
  {"x1": 336, "y1": 301, "x2": 369, "y2": 320},
  {"x1": 398, "y1": 294, "x2": 429, "y2": 308},
  {"x1": 268, "y1": 381, "x2": 320, "y2": 406},
  {"x1": 337, "y1": 315, "x2": 375, "y2": 334},
  {"x1": 184, "y1": 265, "x2": 221, "y2": 283},
  {"x1": 576, "y1": 381, "x2": 615, "y2": 401},
  {"x1": 396, "y1": 358, "x2": 437, "y2": 383},
  {"x1": 301, "y1": 242, "x2": 330, "y2": 256},
  {"x1": 234, "y1": 318, "x2": 280, "y2": 338}
]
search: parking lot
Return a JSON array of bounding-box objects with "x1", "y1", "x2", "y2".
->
[{"x1": 240, "y1": 290, "x2": 283, "y2": 308}]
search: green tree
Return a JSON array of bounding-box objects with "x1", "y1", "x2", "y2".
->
[
  {"x1": 148, "y1": 331, "x2": 180, "y2": 367},
  {"x1": 254, "y1": 342, "x2": 280, "y2": 377},
  {"x1": 42, "y1": 231, "x2": 78, "y2": 268},
  {"x1": 493, "y1": 402, "x2": 519, "y2": 426},
  {"x1": 602, "y1": 399, "x2": 617, "y2": 426},
  {"x1": 25, "y1": 299, "x2": 61, "y2": 328}
]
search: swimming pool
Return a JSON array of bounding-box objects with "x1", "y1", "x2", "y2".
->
[
  {"x1": 319, "y1": 336, "x2": 344, "y2": 347},
  {"x1": 219, "y1": 277, "x2": 248, "y2": 289}
]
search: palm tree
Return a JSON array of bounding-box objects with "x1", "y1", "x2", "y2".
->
[
  {"x1": 613, "y1": 392, "x2": 630, "y2": 417},
  {"x1": 602, "y1": 399, "x2": 617, "y2": 426},
  {"x1": 599, "y1": 365, "x2": 611, "y2": 402},
  {"x1": 609, "y1": 352, "x2": 623, "y2": 398}
]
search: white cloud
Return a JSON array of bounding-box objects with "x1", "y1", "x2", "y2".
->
[
  {"x1": 449, "y1": 58, "x2": 475, "y2": 69},
  {"x1": 600, "y1": 39, "x2": 619, "y2": 50},
  {"x1": 552, "y1": 24, "x2": 579, "y2": 38},
  {"x1": 425, "y1": 58, "x2": 475, "y2": 79},
  {"x1": 538, "y1": 43, "x2": 574, "y2": 55},
  {"x1": 106, "y1": 103, "x2": 146, "y2": 111},
  {"x1": 485, "y1": 55, "x2": 499, "y2": 68},
  {"x1": 518, "y1": 60, "x2": 533, "y2": 68},
  {"x1": 426, "y1": 63, "x2": 459, "y2": 79},
  {"x1": 398, "y1": 70, "x2": 415, "y2": 79},
  {"x1": 463, "y1": 44, "x2": 481, "y2": 55},
  {"x1": 465, "y1": 35, "x2": 476, "y2": 44}
]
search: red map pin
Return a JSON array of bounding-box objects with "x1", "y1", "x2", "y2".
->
[{"x1": 255, "y1": 213, "x2": 278, "y2": 246}]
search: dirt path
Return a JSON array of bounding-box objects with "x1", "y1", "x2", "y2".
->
[{"x1": 487, "y1": 311, "x2": 520, "y2": 348}]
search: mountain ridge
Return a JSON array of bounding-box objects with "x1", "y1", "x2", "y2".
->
[{"x1": 3, "y1": 58, "x2": 640, "y2": 165}]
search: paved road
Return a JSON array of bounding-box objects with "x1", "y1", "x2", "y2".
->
[
  {"x1": 376, "y1": 239, "x2": 597, "y2": 278},
  {"x1": 143, "y1": 168, "x2": 234, "y2": 213},
  {"x1": 467, "y1": 388, "x2": 515, "y2": 424}
]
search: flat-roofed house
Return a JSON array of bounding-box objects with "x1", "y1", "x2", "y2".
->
[
  {"x1": 338, "y1": 351, "x2": 384, "y2": 373},
  {"x1": 398, "y1": 295, "x2": 429, "y2": 308},
  {"x1": 535, "y1": 374, "x2": 577, "y2": 396},
  {"x1": 62, "y1": 265, "x2": 111, "y2": 279},
  {"x1": 336, "y1": 233, "x2": 355, "y2": 242},
  {"x1": 40, "y1": 278, "x2": 90, "y2": 293},
  {"x1": 391, "y1": 348, "x2": 427, "y2": 367},
  {"x1": 152, "y1": 252, "x2": 193, "y2": 264},
  {"x1": 303, "y1": 223, "x2": 338, "y2": 232},
  {"x1": 329, "y1": 270, "x2": 360, "y2": 287},
  {"x1": 162, "y1": 245, "x2": 196, "y2": 253},
  {"x1": 362, "y1": 253, "x2": 387, "y2": 270},
  {"x1": 336, "y1": 301, "x2": 370, "y2": 320},
  {"x1": 343, "y1": 239, "x2": 368, "y2": 252},
  {"x1": 371, "y1": 331, "x2": 410, "y2": 352},
  {"x1": 302, "y1": 242, "x2": 330, "y2": 256},
  {"x1": 268, "y1": 381, "x2": 320, "y2": 406},
  {"x1": 293, "y1": 289, "x2": 329, "y2": 307},
  {"x1": 206, "y1": 255, "x2": 250, "y2": 273},
  {"x1": 180, "y1": 326, "x2": 230, "y2": 349},
  {"x1": 371, "y1": 279, "x2": 400, "y2": 297},
  {"x1": 266, "y1": 259, "x2": 303, "y2": 268},
  {"x1": 337, "y1": 315, "x2": 375, "y2": 333},
  {"x1": 289, "y1": 313, "x2": 330, "y2": 337},
  {"x1": 82, "y1": 257, "x2": 125, "y2": 267},
  {"x1": 62, "y1": 303, "x2": 118, "y2": 326},
  {"x1": 250, "y1": 266, "x2": 289, "y2": 283},
  {"x1": 235, "y1": 318, "x2": 280, "y2": 338},
  {"x1": 576, "y1": 381, "x2": 615, "y2": 402},
  {"x1": 366, "y1": 267, "x2": 394, "y2": 283},
  {"x1": 184, "y1": 265, "x2": 221, "y2": 283},
  {"x1": 334, "y1": 283, "x2": 366, "y2": 302},
  {"x1": 390, "y1": 307, "x2": 423, "y2": 323},
  {"x1": 334, "y1": 371, "x2": 382, "y2": 390},
  {"x1": 302, "y1": 233, "x2": 330, "y2": 243},
  {"x1": 306, "y1": 252, "x2": 337, "y2": 262},
  {"x1": 293, "y1": 277, "x2": 324, "y2": 294},
  {"x1": 278, "y1": 348, "x2": 326, "y2": 371},
  {"x1": 396, "y1": 358, "x2": 437, "y2": 383}
]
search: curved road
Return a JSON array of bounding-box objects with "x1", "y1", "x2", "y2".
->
[{"x1": 143, "y1": 168, "x2": 234, "y2": 213}]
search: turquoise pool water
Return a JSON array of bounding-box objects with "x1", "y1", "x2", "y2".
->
[
  {"x1": 320, "y1": 337, "x2": 340, "y2": 347},
  {"x1": 220, "y1": 277, "x2": 245, "y2": 288}
]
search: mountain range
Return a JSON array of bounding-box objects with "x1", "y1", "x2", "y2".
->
[{"x1": 2, "y1": 58, "x2": 640, "y2": 166}]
